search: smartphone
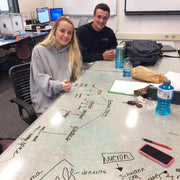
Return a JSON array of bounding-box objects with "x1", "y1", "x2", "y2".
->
[{"x1": 139, "y1": 144, "x2": 174, "y2": 167}]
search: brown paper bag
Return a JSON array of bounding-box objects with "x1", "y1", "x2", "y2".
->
[{"x1": 131, "y1": 66, "x2": 167, "y2": 83}]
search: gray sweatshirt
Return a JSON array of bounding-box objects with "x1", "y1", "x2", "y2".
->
[{"x1": 30, "y1": 44, "x2": 71, "y2": 114}]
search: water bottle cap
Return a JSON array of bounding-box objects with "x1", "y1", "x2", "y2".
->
[
  {"x1": 126, "y1": 57, "x2": 130, "y2": 61},
  {"x1": 116, "y1": 45, "x2": 124, "y2": 49},
  {"x1": 163, "y1": 79, "x2": 171, "y2": 85}
]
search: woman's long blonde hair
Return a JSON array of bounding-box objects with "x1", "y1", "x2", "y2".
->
[{"x1": 39, "y1": 16, "x2": 81, "y2": 80}]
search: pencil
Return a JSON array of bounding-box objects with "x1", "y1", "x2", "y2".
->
[{"x1": 142, "y1": 138, "x2": 172, "y2": 150}]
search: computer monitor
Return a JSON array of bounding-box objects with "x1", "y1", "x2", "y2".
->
[
  {"x1": 36, "y1": 7, "x2": 50, "y2": 24},
  {"x1": 50, "y1": 8, "x2": 63, "y2": 21}
]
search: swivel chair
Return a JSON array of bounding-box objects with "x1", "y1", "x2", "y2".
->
[
  {"x1": 9, "y1": 62, "x2": 37, "y2": 125},
  {"x1": 14, "y1": 36, "x2": 33, "y2": 63},
  {"x1": 0, "y1": 138, "x2": 14, "y2": 154},
  {"x1": 78, "y1": 17, "x2": 89, "y2": 28},
  {"x1": 0, "y1": 36, "x2": 33, "y2": 71}
]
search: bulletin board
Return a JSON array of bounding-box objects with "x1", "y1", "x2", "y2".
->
[{"x1": 54, "y1": 0, "x2": 117, "y2": 16}]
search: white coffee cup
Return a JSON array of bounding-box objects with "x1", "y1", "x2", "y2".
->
[{"x1": 36, "y1": 26, "x2": 41, "y2": 34}]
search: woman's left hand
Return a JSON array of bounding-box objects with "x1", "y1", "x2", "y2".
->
[{"x1": 62, "y1": 80, "x2": 72, "y2": 92}]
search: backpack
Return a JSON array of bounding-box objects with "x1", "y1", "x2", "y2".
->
[{"x1": 124, "y1": 40, "x2": 163, "y2": 67}]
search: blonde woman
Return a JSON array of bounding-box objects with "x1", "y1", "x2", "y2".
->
[{"x1": 30, "y1": 16, "x2": 82, "y2": 115}]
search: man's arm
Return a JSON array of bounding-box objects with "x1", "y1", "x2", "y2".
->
[
  {"x1": 108, "y1": 29, "x2": 118, "y2": 50},
  {"x1": 77, "y1": 39, "x2": 103, "y2": 62},
  {"x1": 76, "y1": 29, "x2": 103, "y2": 62}
]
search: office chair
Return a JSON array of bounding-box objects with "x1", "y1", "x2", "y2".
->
[
  {"x1": 15, "y1": 36, "x2": 33, "y2": 63},
  {"x1": 0, "y1": 138, "x2": 15, "y2": 154},
  {"x1": 0, "y1": 37, "x2": 33, "y2": 68},
  {"x1": 9, "y1": 62, "x2": 37, "y2": 125},
  {"x1": 78, "y1": 17, "x2": 89, "y2": 28}
]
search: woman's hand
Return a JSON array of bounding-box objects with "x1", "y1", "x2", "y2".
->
[{"x1": 62, "y1": 80, "x2": 72, "y2": 92}]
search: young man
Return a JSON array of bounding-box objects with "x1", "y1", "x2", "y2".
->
[{"x1": 76, "y1": 3, "x2": 117, "y2": 65}]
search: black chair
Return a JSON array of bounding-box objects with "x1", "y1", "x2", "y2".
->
[
  {"x1": 78, "y1": 17, "x2": 89, "y2": 28},
  {"x1": 9, "y1": 62, "x2": 37, "y2": 124},
  {"x1": 0, "y1": 138, "x2": 15, "y2": 154},
  {"x1": 14, "y1": 36, "x2": 33, "y2": 63},
  {"x1": 0, "y1": 37, "x2": 33, "y2": 71}
]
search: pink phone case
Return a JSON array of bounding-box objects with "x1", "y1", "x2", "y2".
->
[{"x1": 139, "y1": 144, "x2": 174, "y2": 167}]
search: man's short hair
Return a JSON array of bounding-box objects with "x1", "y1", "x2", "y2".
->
[{"x1": 94, "y1": 3, "x2": 110, "y2": 15}]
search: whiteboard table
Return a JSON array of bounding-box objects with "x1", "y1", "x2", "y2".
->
[{"x1": 0, "y1": 57, "x2": 180, "y2": 179}]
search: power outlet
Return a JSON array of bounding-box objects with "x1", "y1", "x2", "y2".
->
[{"x1": 165, "y1": 34, "x2": 180, "y2": 40}]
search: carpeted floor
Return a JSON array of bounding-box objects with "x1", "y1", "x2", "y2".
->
[{"x1": 0, "y1": 70, "x2": 29, "y2": 139}]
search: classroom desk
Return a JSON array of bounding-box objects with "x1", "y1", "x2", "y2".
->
[
  {"x1": 0, "y1": 54, "x2": 180, "y2": 179},
  {"x1": 25, "y1": 26, "x2": 52, "y2": 33},
  {"x1": 0, "y1": 31, "x2": 48, "y2": 47}
]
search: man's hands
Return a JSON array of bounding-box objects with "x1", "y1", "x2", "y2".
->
[{"x1": 103, "y1": 49, "x2": 116, "y2": 60}]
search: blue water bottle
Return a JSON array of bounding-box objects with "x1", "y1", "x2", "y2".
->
[
  {"x1": 155, "y1": 79, "x2": 174, "y2": 115},
  {"x1": 115, "y1": 46, "x2": 124, "y2": 69}
]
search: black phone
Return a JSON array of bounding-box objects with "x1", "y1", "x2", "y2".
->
[{"x1": 139, "y1": 144, "x2": 174, "y2": 167}]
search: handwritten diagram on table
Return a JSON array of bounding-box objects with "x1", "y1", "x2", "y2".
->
[{"x1": 0, "y1": 69, "x2": 180, "y2": 180}]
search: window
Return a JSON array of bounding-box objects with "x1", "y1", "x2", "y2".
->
[
  {"x1": 0, "y1": 0, "x2": 19, "y2": 13},
  {"x1": 0, "y1": 0, "x2": 9, "y2": 12}
]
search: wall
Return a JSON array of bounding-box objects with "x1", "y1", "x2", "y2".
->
[
  {"x1": 18, "y1": 0, "x2": 48, "y2": 20},
  {"x1": 18, "y1": 0, "x2": 180, "y2": 40},
  {"x1": 117, "y1": 0, "x2": 180, "y2": 40},
  {"x1": 53, "y1": 0, "x2": 116, "y2": 16}
]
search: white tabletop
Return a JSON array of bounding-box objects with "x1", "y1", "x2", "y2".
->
[{"x1": 0, "y1": 54, "x2": 180, "y2": 179}]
